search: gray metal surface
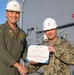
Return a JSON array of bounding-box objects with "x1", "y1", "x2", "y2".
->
[{"x1": 70, "y1": 65, "x2": 74, "y2": 75}]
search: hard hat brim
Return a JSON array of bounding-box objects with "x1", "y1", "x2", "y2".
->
[
  {"x1": 43, "y1": 26, "x2": 57, "y2": 31},
  {"x1": 6, "y1": 10, "x2": 21, "y2": 13}
]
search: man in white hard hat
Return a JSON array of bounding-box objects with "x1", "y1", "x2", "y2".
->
[
  {"x1": 24, "y1": 18, "x2": 74, "y2": 75},
  {"x1": 0, "y1": 0, "x2": 28, "y2": 75},
  {"x1": 27, "y1": 18, "x2": 74, "y2": 75},
  {"x1": 42, "y1": 18, "x2": 74, "y2": 75}
]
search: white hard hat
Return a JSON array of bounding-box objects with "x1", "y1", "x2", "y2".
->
[
  {"x1": 6, "y1": 0, "x2": 21, "y2": 12},
  {"x1": 43, "y1": 18, "x2": 57, "y2": 31}
]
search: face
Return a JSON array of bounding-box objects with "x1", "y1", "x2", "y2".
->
[
  {"x1": 45, "y1": 28, "x2": 58, "y2": 41},
  {"x1": 6, "y1": 11, "x2": 20, "y2": 25}
]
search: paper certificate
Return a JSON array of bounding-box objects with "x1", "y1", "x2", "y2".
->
[{"x1": 26, "y1": 45, "x2": 50, "y2": 64}]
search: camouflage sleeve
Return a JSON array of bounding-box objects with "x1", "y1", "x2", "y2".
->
[
  {"x1": 55, "y1": 40, "x2": 74, "y2": 65},
  {"x1": 27, "y1": 64, "x2": 42, "y2": 74}
]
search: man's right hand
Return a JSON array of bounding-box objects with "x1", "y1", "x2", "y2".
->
[{"x1": 13, "y1": 62, "x2": 28, "y2": 75}]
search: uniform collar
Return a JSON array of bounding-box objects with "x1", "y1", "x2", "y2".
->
[
  {"x1": 46, "y1": 37, "x2": 62, "y2": 46},
  {"x1": 5, "y1": 21, "x2": 20, "y2": 33}
]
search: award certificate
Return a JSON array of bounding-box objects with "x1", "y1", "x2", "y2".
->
[{"x1": 26, "y1": 45, "x2": 50, "y2": 64}]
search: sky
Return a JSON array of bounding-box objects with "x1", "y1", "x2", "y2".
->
[{"x1": 0, "y1": 0, "x2": 8, "y2": 24}]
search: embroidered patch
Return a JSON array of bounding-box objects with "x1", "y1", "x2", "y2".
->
[
  {"x1": 18, "y1": 34, "x2": 24, "y2": 38},
  {"x1": 9, "y1": 30, "x2": 14, "y2": 37},
  {"x1": 48, "y1": 23, "x2": 50, "y2": 26}
]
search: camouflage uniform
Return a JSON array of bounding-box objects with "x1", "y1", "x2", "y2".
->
[
  {"x1": 27, "y1": 37, "x2": 74, "y2": 75},
  {"x1": 43, "y1": 37, "x2": 74, "y2": 75}
]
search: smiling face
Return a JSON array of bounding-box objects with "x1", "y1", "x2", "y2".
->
[
  {"x1": 45, "y1": 28, "x2": 58, "y2": 41},
  {"x1": 6, "y1": 10, "x2": 20, "y2": 25}
]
